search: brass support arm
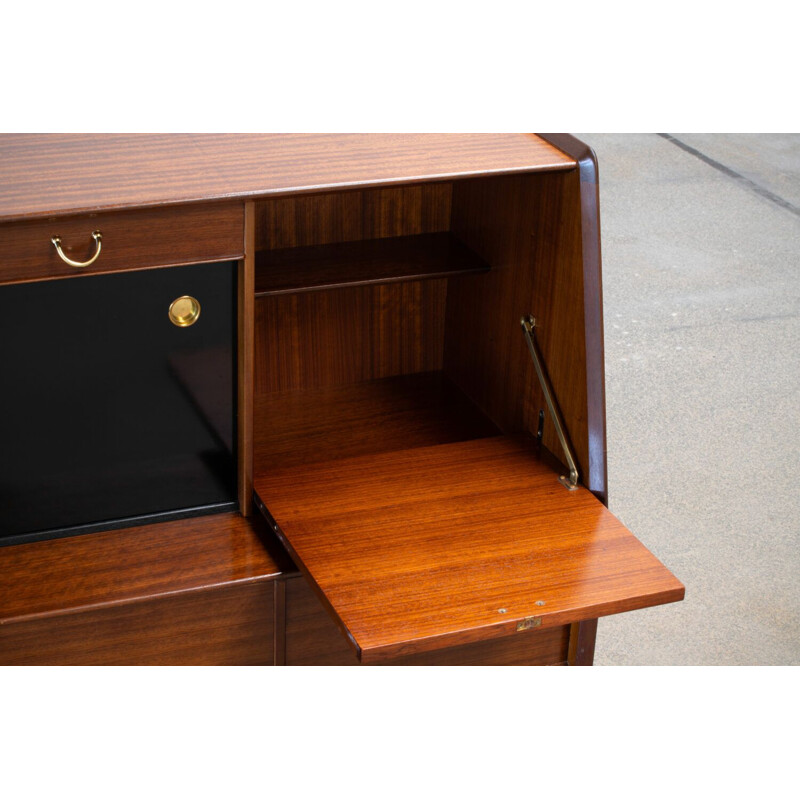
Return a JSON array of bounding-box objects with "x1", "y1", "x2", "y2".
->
[{"x1": 521, "y1": 315, "x2": 579, "y2": 490}]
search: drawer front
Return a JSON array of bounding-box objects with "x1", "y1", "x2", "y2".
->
[
  {"x1": 0, "y1": 581, "x2": 275, "y2": 666},
  {"x1": 0, "y1": 201, "x2": 244, "y2": 286}
]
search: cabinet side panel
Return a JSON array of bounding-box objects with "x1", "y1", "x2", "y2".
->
[
  {"x1": 445, "y1": 171, "x2": 599, "y2": 491},
  {"x1": 537, "y1": 134, "x2": 607, "y2": 503},
  {"x1": 285, "y1": 575, "x2": 360, "y2": 665},
  {"x1": 255, "y1": 183, "x2": 452, "y2": 250},
  {"x1": 255, "y1": 280, "x2": 447, "y2": 395},
  {"x1": 0, "y1": 581, "x2": 275, "y2": 666}
]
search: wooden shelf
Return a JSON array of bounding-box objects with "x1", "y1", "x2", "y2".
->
[
  {"x1": 254, "y1": 436, "x2": 685, "y2": 664},
  {"x1": 254, "y1": 233, "x2": 489, "y2": 296},
  {"x1": 254, "y1": 371, "x2": 500, "y2": 472}
]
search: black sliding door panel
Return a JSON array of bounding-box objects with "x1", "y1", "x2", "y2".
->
[{"x1": 0, "y1": 261, "x2": 237, "y2": 544}]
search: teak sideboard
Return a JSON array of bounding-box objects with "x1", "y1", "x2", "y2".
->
[{"x1": 0, "y1": 134, "x2": 684, "y2": 666}]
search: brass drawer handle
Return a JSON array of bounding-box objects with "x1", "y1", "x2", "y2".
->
[{"x1": 51, "y1": 230, "x2": 102, "y2": 268}]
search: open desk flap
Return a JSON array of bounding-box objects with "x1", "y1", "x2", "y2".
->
[{"x1": 254, "y1": 436, "x2": 684, "y2": 664}]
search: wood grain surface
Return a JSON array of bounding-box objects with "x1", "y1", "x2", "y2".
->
[
  {"x1": 537, "y1": 133, "x2": 607, "y2": 504},
  {"x1": 568, "y1": 618, "x2": 599, "y2": 666},
  {"x1": 255, "y1": 280, "x2": 448, "y2": 394},
  {"x1": 536, "y1": 134, "x2": 608, "y2": 661},
  {"x1": 0, "y1": 134, "x2": 575, "y2": 222},
  {"x1": 0, "y1": 202, "x2": 244, "y2": 286},
  {"x1": 444, "y1": 171, "x2": 597, "y2": 493},
  {"x1": 256, "y1": 182, "x2": 453, "y2": 250},
  {"x1": 255, "y1": 233, "x2": 489, "y2": 296},
  {"x1": 1, "y1": 581, "x2": 275, "y2": 666},
  {"x1": 0, "y1": 512, "x2": 287, "y2": 625},
  {"x1": 283, "y1": 576, "x2": 570, "y2": 666},
  {"x1": 254, "y1": 435, "x2": 684, "y2": 663},
  {"x1": 254, "y1": 372, "x2": 500, "y2": 472}
]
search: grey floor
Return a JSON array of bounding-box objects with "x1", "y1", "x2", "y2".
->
[{"x1": 573, "y1": 134, "x2": 800, "y2": 665}]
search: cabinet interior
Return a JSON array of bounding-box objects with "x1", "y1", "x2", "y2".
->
[
  {"x1": 252, "y1": 171, "x2": 589, "y2": 481},
  {"x1": 246, "y1": 172, "x2": 681, "y2": 662}
]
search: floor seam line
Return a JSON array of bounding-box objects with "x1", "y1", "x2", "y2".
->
[{"x1": 657, "y1": 133, "x2": 800, "y2": 220}]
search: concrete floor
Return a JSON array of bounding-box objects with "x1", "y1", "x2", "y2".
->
[{"x1": 574, "y1": 133, "x2": 800, "y2": 665}]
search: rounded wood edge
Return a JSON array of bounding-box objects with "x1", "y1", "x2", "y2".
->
[
  {"x1": 536, "y1": 133, "x2": 608, "y2": 506},
  {"x1": 534, "y1": 133, "x2": 598, "y2": 184}
]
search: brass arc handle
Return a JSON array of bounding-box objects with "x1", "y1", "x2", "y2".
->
[{"x1": 51, "y1": 230, "x2": 102, "y2": 268}]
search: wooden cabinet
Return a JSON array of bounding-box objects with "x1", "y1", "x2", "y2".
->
[{"x1": 0, "y1": 134, "x2": 684, "y2": 666}]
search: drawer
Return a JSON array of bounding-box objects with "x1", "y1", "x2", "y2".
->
[
  {"x1": 0, "y1": 201, "x2": 244, "y2": 286},
  {"x1": 0, "y1": 512, "x2": 284, "y2": 664},
  {"x1": 0, "y1": 581, "x2": 275, "y2": 666}
]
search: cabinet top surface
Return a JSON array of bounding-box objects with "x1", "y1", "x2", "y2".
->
[{"x1": 0, "y1": 133, "x2": 575, "y2": 222}]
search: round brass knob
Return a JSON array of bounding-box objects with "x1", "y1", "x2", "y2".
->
[{"x1": 168, "y1": 295, "x2": 201, "y2": 327}]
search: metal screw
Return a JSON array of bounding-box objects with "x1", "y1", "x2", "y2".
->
[
  {"x1": 498, "y1": 608, "x2": 507, "y2": 614},
  {"x1": 536, "y1": 600, "x2": 546, "y2": 606}
]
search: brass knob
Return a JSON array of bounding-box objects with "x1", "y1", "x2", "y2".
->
[
  {"x1": 51, "y1": 230, "x2": 102, "y2": 268},
  {"x1": 169, "y1": 295, "x2": 201, "y2": 327}
]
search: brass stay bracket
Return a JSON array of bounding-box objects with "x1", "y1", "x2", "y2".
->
[{"x1": 521, "y1": 315, "x2": 579, "y2": 490}]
